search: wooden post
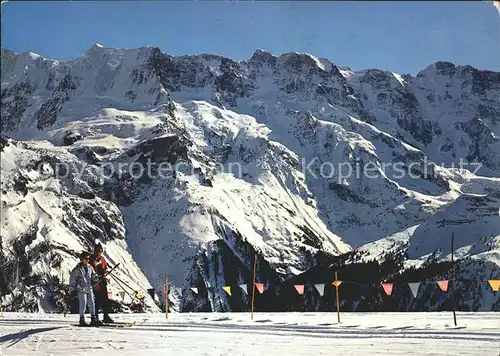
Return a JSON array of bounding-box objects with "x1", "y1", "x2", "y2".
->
[
  {"x1": 61, "y1": 269, "x2": 66, "y2": 318},
  {"x1": 250, "y1": 254, "x2": 257, "y2": 321},
  {"x1": 451, "y1": 233, "x2": 457, "y2": 326},
  {"x1": 165, "y1": 274, "x2": 168, "y2": 320},
  {"x1": 335, "y1": 271, "x2": 340, "y2": 324}
]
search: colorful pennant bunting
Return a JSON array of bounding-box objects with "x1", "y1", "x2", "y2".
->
[
  {"x1": 255, "y1": 283, "x2": 264, "y2": 294},
  {"x1": 332, "y1": 280, "x2": 342, "y2": 287},
  {"x1": 314, "y1": 284, "x2": 325, "y2": 296},
  {"x1": 408, "y1": 283, "x2": 421, "y2": 298},
  {"x1": 222, "y1": 286, "x2": 232, "y2": 296},
  {"x1": 381, "y1": 283, "x2": 394, "y2": 296},
  {"x1": 487, "y1": 280, "x2": 500, "y2": 292},
  {"x1": 294, "y1": 285, "x2": 304, "y2": 295},
  {"x1": 437, "y1": 280, "x2": 449, "y2": 292},
  {"x1": 156, "y1": 279, "x2": 496, "y2": 304}
]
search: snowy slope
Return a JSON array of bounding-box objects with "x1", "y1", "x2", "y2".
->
[
  {"x1": 1, "y1": 45, "x2": 499, "y2": 312},
  {"x1": 0, "y1": 138, "x2": 159, "y2": 312}
]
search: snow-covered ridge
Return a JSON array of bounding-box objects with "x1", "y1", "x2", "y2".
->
[{"x1": 1, "y1": 45, "x2": 499, "y2": 312}]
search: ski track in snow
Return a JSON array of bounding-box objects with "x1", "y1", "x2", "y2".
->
[{"x1": 1, "y1": 312, "x2": 499, "y2": 355}]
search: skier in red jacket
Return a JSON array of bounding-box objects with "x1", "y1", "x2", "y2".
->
[{"x1": 90, "y1": 242, "x2": 114, "y2": 324}]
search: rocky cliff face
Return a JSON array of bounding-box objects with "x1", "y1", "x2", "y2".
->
[{"x1": 1, "y1": 45, "x2": 498, "y2": 312}]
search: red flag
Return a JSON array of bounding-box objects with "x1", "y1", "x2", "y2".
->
[
  {"x1": 294, "y1": 285, "x2": 304, "y2": 295},
  {"x1": 255, "y1": 283, "x2": 264, "y2": 294},
  {"x1": 437, "y1": 280, "x2": 449, "y2": 292},
  {"x1": 382, "y1": 283, "x2": 394, "y2": 296}
]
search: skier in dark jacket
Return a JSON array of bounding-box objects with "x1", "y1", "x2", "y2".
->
[
  {"x1": 90, "y1": 242, "x2": 114, "y2": 324},
  {"x1": 69, "y1": 251, "x2": 99, "y2": 327}
]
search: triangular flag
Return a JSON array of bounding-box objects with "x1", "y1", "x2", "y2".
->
[
  {"x1": 488, "y1": 280, "x2": 500, "y2": 292},
  {"x1": 408, "y1": 283, "x2": 421, "y2": 298},
  {"x1": 190, "y1": 287, "x2": 198, "y2": 294},
  {"x1": 332, "y1": 280, "x2": 342, "y2": 287},
  {"x1": 437, "y1": 280, "x2": 449, "y2": 292},
  {"x1": 119, "y1": 291, "x2": 125, "y2": 302},
  {"x1": 175, "y1": 288, "x2": 182, "y2": 296},
  {"x1": 294, "y1": 285, "x2": 304, "y2": 295},
  {"x1": 255, "y1": 283, "x2": 264, "y2": 294},
  {"x1": 239, "y1": 284, "x2": 248, "y2": 294},
  {"x1": 222, "y1": 286, "x2": 231, "y2": 296},
  {"x1": 314, "y1": 284, "x2": 325, "y2": 296},
  {"x1": 381, "y1": 283, "x2": 394, "y2": 296}
]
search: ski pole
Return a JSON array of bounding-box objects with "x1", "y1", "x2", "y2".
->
[
  {"x1": 109, "y1": 273, "x2": 137, "y2": 301},
  {"x1": 108, "y1": 270, "x2": 143, "y2": 295},
  {"x1": 104, "y1": 264, "x2": 150, "y2": 302},
  {"x1": 93, "y1": 263, "x2": 121, "y2": 288}
]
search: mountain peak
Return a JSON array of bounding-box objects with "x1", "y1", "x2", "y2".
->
[
  {"x1": 276, "y1": 51, "x2": 333, "y2": 72},
  {"x1": 249, "y1": 49, "x2": 277, "y2": 64},
  {"x1": 417, "y1": 61, "x2": 458, "y2": 77},
  {"x1": 84, "y1": 43, "x2": 107, "y2": 55},
  {"x1": 249, "y1": 49, "x2": 334, "y2": 72}
]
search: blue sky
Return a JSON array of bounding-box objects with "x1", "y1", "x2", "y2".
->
[{"x1": 2, "y1": 1, "x2": 499, "y2": 75}]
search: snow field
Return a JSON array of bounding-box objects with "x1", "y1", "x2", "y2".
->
[{"x1": 1, "y1": 312, "x2": 499, "y2": 356}]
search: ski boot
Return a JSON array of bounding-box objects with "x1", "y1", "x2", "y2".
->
[
  {"x1": 102, "y1": 314, "x2": 114, "y2": 324},
  {"x1": 90, "y1": 315, "x2": 100, "y2": 327},
  {"x1": 79, "y1": 317, "x2": 88, "y2": 327}
]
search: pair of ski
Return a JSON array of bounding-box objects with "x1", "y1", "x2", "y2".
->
[{"x1": 73, "y1": 321, "x2": 136, "y2": 328}]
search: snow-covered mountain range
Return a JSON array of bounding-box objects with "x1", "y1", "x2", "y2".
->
[{"x1": 1, "y1": 44, "x2": 499, "y2": 312}]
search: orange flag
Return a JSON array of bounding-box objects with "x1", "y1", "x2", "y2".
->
[
  {"x1": 332, "y1": 280, "x2": 342, "y2": 287},
  {"x1": 437, "y1": 280, "x2": 449, "y2": 292},
  {"x1": 222, "y1": 286, "x2": 232, "y2": 296},
  {"x1": 294, "y1": 285, "x2": 304, "y2": 295},
  {"x1": 488, "y1": 280, "x2": 500, "y2": 292},
  {"x1": 255, "y1": 283, "x2": 264, "y2": 294},
  {"x1": 382, "y1": 283, "x2": 394, "y2": 296}
]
